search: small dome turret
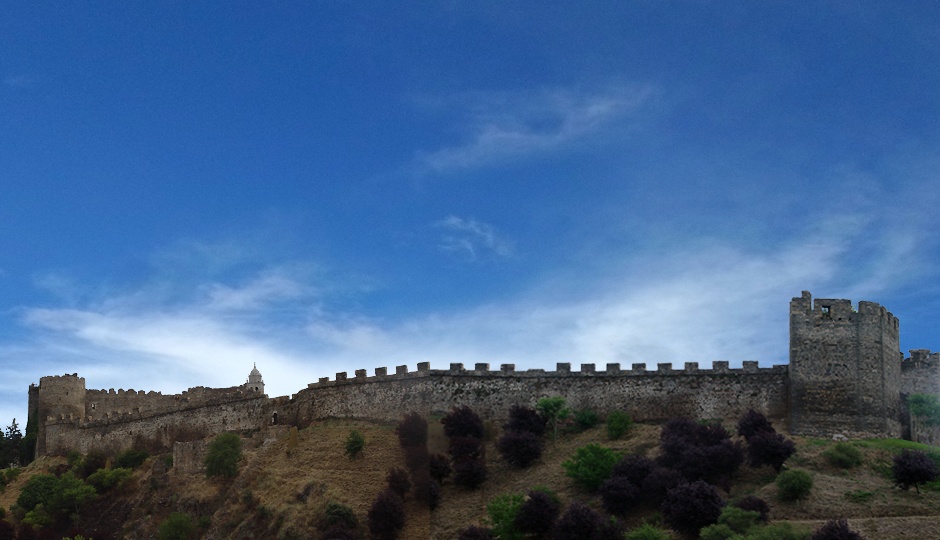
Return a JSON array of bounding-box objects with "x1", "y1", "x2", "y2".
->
[{"x1": 245, "y1": 363, "x2": 265, "y2": 394}]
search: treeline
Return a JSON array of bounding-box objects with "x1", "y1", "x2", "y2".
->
[{"x1": 0, "y1": 418, "x2": 35, "y2": 468}]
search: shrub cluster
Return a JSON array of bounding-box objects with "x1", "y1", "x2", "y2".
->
[
  {"x1": 443, "y1": 407, "x2": 487, "y2": 489},
  {"x1": 660, "y1": 480, "x2": 725, "y2": 535},
  {"x1": 205, "y1": 432, "x2": 242, "y2": 478},
  {"x1": 429, "y1": 453, "x2": 452, "y2": 483},
  {"x1": 811, "y1": 518, "x2": 864, "y2": 540},
  {"x1": 498, "y1": 405, "x2": 546, "y2": 468},
  {"x1": 368, "y1": 489, "x2": 406, "y2": 540},
  {"x1": 396, "y1": 412, "x2": 431, "y2": 505},
  {"x1": 386, "y1": 467, "x2": 411, "y2": 498},
  {"x1": 658, "y1": 418, "x2": 744, "y2": 483},
  {"x1": 513, "y1": 489, "x2": 560, "y2": 537},
  {"x1": 736, "y1": 411, "x2": 796, "y2": 472},
  {"x1": 344, "y1": 430, "x2": 365, "y2": 459},
  {"x1": 114, "y1": 448, "x2": 149, "y2": 469}
]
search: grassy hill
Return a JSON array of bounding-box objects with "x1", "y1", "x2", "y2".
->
[{"x1": 1, "y1": 416, "x2": 939, "y2": 539}]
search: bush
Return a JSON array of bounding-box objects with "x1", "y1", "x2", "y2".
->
[
  {"x1": 812, "y1": 518, "x2": 864, "y2": 540},
  {"x1": 204, "y1": 433, "x2": 242, "y2": 478},
  {"x1": 716, "y1": 505, "x2": 761, "y2": 534},
  {"x1": 429, "y1": 453, "x2": 452, "y2": 483},
  {"x1": 660, "y1": 480, "x2": 725, "y2": 535},
  {"x1": 699, "y1": 524, "x2": 736, "y2": 540},
  {"x1": 553, "y1": 502, "x2": 602, "y2": 540},
  {"x1": 386, "y1": 467, "x2": 411, "y2": 498},
  {"x1": 320, "y1": 501, "x2": 357, "y2": 530},
  {"x1": 367, "y1": 489, "x2": 405, "y2": 540},
  {"x1": 442, "y1": 406, "x2": 484, "y2": 439},
  {"x1": 612, "y1": 454, "x2": 655, "y2": 485},
  {"x1": 449, "y1": 436, "x2": 484, "y2": 461},
  {"x1": 600, "y1": 475, "x2": 640, "y2": 515},
  {"x1": 505, "y1": 405, "x2": 547, "y2": 436},
  {"x1": 641, "y1": 466, "x2": 684, "y2": 505},
  {"x1": 625, "y1": 523, "x2": 672, "y2": 540},
  {"x1": 497, "y1": 430, "x2": 543, "y2": 468},
  {"x1": 535, "y1": 397, "x2": 569, "y2": 440},
  {"x1": 75, "y1": 451, "x2": 108, "y2": 479},
  {"x1": 562, "y1": 443, "x2": 621, "y2": 491},
  {"x1": 344, "y1": 430, "x2": 365, "y2": 459},
  {"x1": 732, "y1": 495, "x2": 770, "y2": 523},
  {"x1": 823, "y1": 443, "x2": 863, "y2": 469},
  {"x1": 458, "y1": 526, "x2": 495, "y2": 540},
  {"x1": 776, "y1": 469, "x2": 813, "y2": 501},
  {"x1": 86, "y1": 467, "x2": 132, "y2": 492},
  {"x1": 16, "y1": 474, "x2": 59, "y2": 512},
  {"x1": 429, "y1": 479, "x2": 441, "y2": 510},
  {"x1": 892, "y1": 449, "x2": 939, "y2": 492},
  {"x1": 114, "y1": 448, "x2": 149, "y2": 469},
  {"x1": 396, "y1": 412, "x2": 428, "y2": 448},
  {"x1": 485, "y1": 493, "x2": 525, "y2": 540},
  {"x1": 453, "y1": 458, "x2": 487, "y2": 489},
  {"x1": 747, "y1": 431, "x2": 796, "y2": 471},
  {"x1": 572, "y1": 409, "x2": 599, "y2": 431},
  {"x1": 606, "y1": 411, "x2": 633, "y2": 440},
  {"x1": 658, "y1": 418, "x2": 744, "y2": 482},
  {"x1": 158, "y1": 512, "x2": 195, "y2": 540},
  {"x1": 513, "y1": 489, "x2": 560, "y2": 537},
  {"x1": 737, "y1": 409, "x2": 776, "y2": 439}
]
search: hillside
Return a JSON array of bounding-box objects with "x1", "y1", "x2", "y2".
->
[{"x1": 1, "y1": 417, "x2": 939, "y2": 539}]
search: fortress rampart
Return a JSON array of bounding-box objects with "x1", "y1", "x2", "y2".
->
[{"x1": 28, "y1": 292, "x2": 940, "y2": 457}]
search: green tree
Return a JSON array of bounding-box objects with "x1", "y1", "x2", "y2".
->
[
  {"x1": 485, "y1": 493, "x2": 525, "y2": 540},
  {"x1": 345, "y1": 430, "x2": 365, "y2": 459},
  {"x1": 562, "y1": 444, "x2": 621, "y2": 491},
  {"x1": 204, "y1": 433, "x2": 242, "y2": 479},
  {"x1": 536, "y1": 397, "x2": 569, "y2": 442}
]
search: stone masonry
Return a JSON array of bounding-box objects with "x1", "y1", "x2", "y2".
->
[{"x1": 27, "y1": 292, "x2": 940, "y2": 457}]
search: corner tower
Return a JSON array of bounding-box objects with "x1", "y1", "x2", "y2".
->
[
  {"x1": 789, "y1": 291, "x2": 902, "y2": 437},
  {"x1": 33, "y1": 374, "x2": 86, "y2": 456}
]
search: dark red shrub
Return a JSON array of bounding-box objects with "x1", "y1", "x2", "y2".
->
[
  {"x1": 595, "y1": 517, "x2": 625, "y2": 540},
  {"x1": 367, "y1": 489, "x2": 405, "y2": 540},
  {"x1": 641, "y1": 466, "x2": 683, "y2": 504},
  {"x1": 458, "y1": 526, "x2": 495, "y2": 540},
  {"x1": 505, "y1": 404, "x2": 547, "y2": 436},
  {"x1": 553, "y1": 502, "x2": 602, "y2": 540},
  {"x1": 599, "y1": 475, "x2": 640, "y2": 515},
  {"x1": 746, "y1": 431, "x2": 796, "y2": 471},
  {"x1": 737, "y1": 409, "x2": 776, "y2": 439},
  {"x1": 0, "y1": 521, "x2": 15, "y2": 540},
  {"x1": 513, "y1": 489, "x2": 560, "y2": 537},
  {"x1": 659, "y1": 418, "x2": 743, "y2": 482},
  {"x1": 386, "y1": 467, "x2": 411, "y2": 498},
  {"x1": 396, "y1": 412, "x2": 428, "y2": 448},
  {"x1": 661, "y1": 480, "x2": 725, "y2": 535},
  {"x1": 732, "y1": 495, "x2": 770, "y2": 523},
  {"x1": 496, "y1": 430, "x2": 543, "y2": 468},
  {"x1": 449, "y1": 436, "x2": 484, "y2": 461},
  {"x1": 453, "y1": 457, "x2": 487, "y2": 489},
  {"x1": 812, "y1": 518, "x2": 865, "y2": 540},
  {"x1": 611, "y1": 454, "x2": 655, "y2": 486},
  {"x1": 892, "y1": 450, "x2": 939, "y2": 492},
  {"x1": 403, "y1": 443, "x2": 429, "y2": 472},
  {"x1": 429, "y1": 453, "x2": 452, "y2": 483},
  {"x1": 442, "y1": 406, "x2": 484, "y2": 439},
  {"x1": 428, "y1": 479, "x2": 441, "y2": 510}
]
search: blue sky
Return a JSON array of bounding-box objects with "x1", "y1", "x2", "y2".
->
[{"x1": 2, "y1": 2, "x2": 940, "y2": 426}]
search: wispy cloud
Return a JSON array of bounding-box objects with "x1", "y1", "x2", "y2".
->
[
  {"x1": 434, "y1": 216, "x2": 513, "y2": 261},
  {"x1": 417, "y1": 83, "x2": 654, "y2": 172}
]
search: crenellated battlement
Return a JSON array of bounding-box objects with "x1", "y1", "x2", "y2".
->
[{"x1": 303, "y1": 360, "x2": 787, "y2": 388}]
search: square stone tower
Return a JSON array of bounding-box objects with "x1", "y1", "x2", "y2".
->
[{"x1": 788, "y1": 291, "x2": 902, "y2": 437}]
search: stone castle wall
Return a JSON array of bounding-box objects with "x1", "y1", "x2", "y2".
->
[
  {"x1": 287, "y1": 361, "x2": 788, "y2": 426},
  {"x1": 28, "y1": 292, "x2": 940, "y2": 456}
]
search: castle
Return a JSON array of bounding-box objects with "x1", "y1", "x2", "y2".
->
[{"x1": 27, "y1": 292, "x2": 940, "y2": 458}]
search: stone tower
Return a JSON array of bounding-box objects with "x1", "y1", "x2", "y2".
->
[
  {"x1": 245, "y1": 363, "x2": 265, "y2": 394},
  {"x1": 33, "y1": 374, "x2": 86, "y2": 456},
  {"x1": 788, "y1": 291, "x2": 902, "y2": 437}
]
